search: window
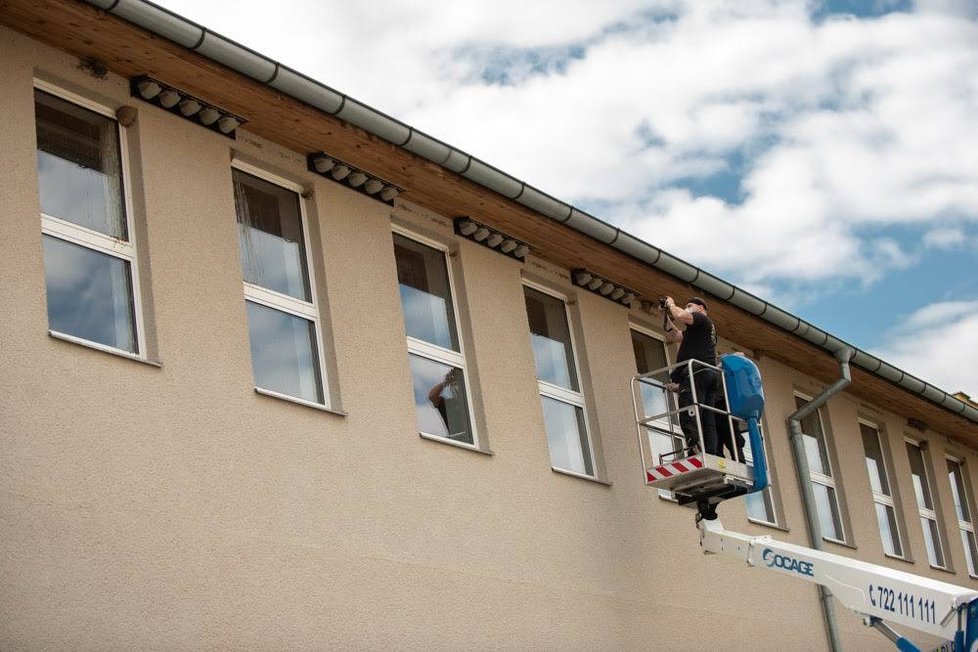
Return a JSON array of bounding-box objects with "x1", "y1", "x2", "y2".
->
[
  {"x1": 861, "y1": 422, "x2": 903, "y2": 557},
  {"x1": 632, "y1": 328, "x2": 676, "y2": 452},
  {"x1": 906, "y1": 441, "x2": 946, "y2": 568},
  {"x1": 393, "y1": 231, "x2": 475, "y2": 445},
  {"x1": 947, "y1": 458, "x2": 978, "y2": 576},
  {"x1": 34, "y1": 85, "x2": 144, "y2": 355},
  {"x1": 232, "y1": 164, "x2": 327, "y2": 406},
  {"x1": 632, "y1": 328, "x2": 679, "y2": 497},
  {"x1": 525, "y1": 285, "x2": 593, "y2": 476},
  {"x1": 795, "y1": 394, "x2": 845, "y2": 542}
]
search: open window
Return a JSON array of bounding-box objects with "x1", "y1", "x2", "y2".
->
[{"x1": 393, "y1": 229, "x2": 478, "y2": 448}]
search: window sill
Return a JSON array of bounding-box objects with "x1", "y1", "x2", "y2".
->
[
  {"x1": 49, "y1": 330, "x2": 161, "y2": 367},
  {"x1": 823, "y1": 536, "x2": 857, "y2": 551},
  {"x1": 930, "y1": 564, "x2": 957, "y2": 576},
  {"x1": 254, "y1": 387, "x2": 347, "y2": 416},
  {"x1": 747, "y1": 517, "x2": 789, "y2": 533},
  {"x1": 883, "y1": 552, "x2": 914, "y2": 564},
  {"x1": 419, "y1": 432, "x2": 493, "y2": 455},
  {"x1": 551, "y1": 467, "x2": 612, "y2": 486}
]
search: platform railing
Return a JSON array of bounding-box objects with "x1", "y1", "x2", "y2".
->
[{"x1": 632, "y1": 358, "x2": 748, "y2": 478}]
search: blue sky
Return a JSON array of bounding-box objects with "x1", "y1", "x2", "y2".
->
[{"x1": 153, "y1": 0, "x2": 978, "y2": 397}]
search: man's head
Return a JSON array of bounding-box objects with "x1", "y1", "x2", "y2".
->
[{"x1": 686, "y1": 297, "x2": 708, "y2": 314}]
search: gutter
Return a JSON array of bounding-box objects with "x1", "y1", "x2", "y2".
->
[
  {"x1": 788, "y1": 346, "x2": 854, "y2": 652},
  {"x1": 85, "y1": 0, "x2": 978, "y2": 428}
]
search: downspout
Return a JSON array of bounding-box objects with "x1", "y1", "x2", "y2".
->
[{"x1": 787, "y1": 346, "x2": 854, "y2": 652}]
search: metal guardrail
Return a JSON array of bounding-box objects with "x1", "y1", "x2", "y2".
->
[{"x1": 632, "y1": 359, "x2": 749, "y2": 473}]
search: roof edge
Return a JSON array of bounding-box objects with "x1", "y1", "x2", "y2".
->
[{"x1": 84, "y1": 0, "x2": 978, "y2": 427}]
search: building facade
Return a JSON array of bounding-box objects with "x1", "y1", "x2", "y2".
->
[{"x1": 2, "y1": 2, "x2": 978, "y2": 649}]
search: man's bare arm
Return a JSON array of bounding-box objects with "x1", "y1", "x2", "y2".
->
[{"x1": 664, "y1": 296, "x2": 694, "y2": 326}]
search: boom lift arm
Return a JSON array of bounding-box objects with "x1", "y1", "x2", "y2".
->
[{"x1": 698, "y1": 517, "x2": 978, "y2": 652}]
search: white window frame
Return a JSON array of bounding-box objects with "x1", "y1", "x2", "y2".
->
[
  {"x1": 524, "y1": 280, "x2": 595, "y2": 478},
  {"x1": 34, "y1": 79, "x2": 147, "y2": 358},
  {"x1": 231, "y1": 159, "x2": 330, "y2": 408},
  {"x1": 906, "y1": 438, "x2": 947, "y2": 569},
  {"x1": 391, "y1": 225, "x2": 480, "y2": 450},
  {"x1": 795, "y1": 391, "x2": 846, "y2": 544},
  {"x1": 946, "y1": 456, "x2": 978, "y2": 578},
  {"x1": 860, "y1": 419, "x2": 904, "y2": 559}
]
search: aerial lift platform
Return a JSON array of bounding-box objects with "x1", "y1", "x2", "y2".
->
[
  {"x1": 632, "y1": 355, "x2": 767, "y2": 518},
  {"x1": 633, "y1": 355, "x2": 978, "y2": 652}
]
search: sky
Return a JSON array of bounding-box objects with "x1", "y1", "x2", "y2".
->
[{"x1": 151, "y1": 0, "x2": 978, "y2": 398}]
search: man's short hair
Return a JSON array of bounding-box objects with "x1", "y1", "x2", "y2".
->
[{"x1": 687, "y1": 297, "x2": 708, "y2": 310}]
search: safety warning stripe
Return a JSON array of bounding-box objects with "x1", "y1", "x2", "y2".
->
[{"x1": 646, "y1": 455, "x2": 703, "y2": 483}]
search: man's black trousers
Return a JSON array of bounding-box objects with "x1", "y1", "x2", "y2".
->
[{"x1": 676, "y1": 367, "x2": 719, "y2": 455}]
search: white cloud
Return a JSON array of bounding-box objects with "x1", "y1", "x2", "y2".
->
[
  {"x1": 875, "y1": 301, "x2": 978, "y2": 396},
  {"x1": 923, "y1": 227, "x2": 966, "y2": 248},
  {"x1": 154, "y1": 0, "x2": 978, "y2": 292}
]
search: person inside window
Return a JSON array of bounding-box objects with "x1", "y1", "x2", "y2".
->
[{"x1": 428, "y1": 368, "x2": 459, "y2": 434}]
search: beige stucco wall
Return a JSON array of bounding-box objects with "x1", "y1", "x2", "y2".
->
[{"x1": 2, "y1": 25, "x2": 976, "y2": 650}]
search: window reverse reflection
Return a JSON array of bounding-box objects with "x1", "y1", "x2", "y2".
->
[
  {"x1": 246, "y1": 300, "x2": 323, "y2": 404},
  {"x1": 43, "y1": 235, "x2": 136, "y2": 352},
  {"x1": 409, "y1": 354, "x2": 472, "y2": 444}
]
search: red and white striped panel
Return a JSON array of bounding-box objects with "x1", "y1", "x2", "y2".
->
[{"x1": 646, "y1": 455, "x2": 704, "y2": 483}]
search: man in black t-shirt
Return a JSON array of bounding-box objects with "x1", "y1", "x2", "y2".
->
[{"x1": 662, "y1": 296, "x2": 720, "y2": 455}]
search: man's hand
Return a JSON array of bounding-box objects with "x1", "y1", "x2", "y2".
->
[{"x1": 661, "y1": 295, "x2": 685, "y2": 342}]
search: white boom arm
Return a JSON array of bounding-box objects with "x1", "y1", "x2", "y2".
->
[{"x1": 700, "y1": 518, "x2": 978, "y2": 643}]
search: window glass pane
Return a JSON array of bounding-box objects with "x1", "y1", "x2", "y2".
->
[
  {"x1": 812, "y1": 481, "x2": 843, "y2": 541},
  {"x1": 245, "y1": 301, "x2": 322, "y2": 403},
  {"x1": 649, "y1": 428, "x2": 683, "y2": 464},
  {"x1": 632, "y1": 331, "x2": 670, "y2": 421},
  {"x1": 408, "y1": 354, "x2": 473, "y2": 444},
  {"x1": 393, "y1": 235, "x2": 459, "y2": 351},
  {"x1": 233, "y1": 170, "x2": 310, "y2": 301},
  {"x1": 525, "y1": 288, "x2": 578, "y2": 391},
  {"x1": 795, "y1": 396, "x2": 830, "y2": 476},
  {"x1": 42, "y1": 235, "x2": 136, "y2": 352},
  {"x1": 875, "y1": 502, "x2": 902, "y2": 557},
  {"x1": 906, "y1": 443, "x2": 934, "y2": 510},
  {"x1": 632, "y1": 330, "x2": 668, "y2": 374},
  {"x1": 738, "y1": 423, "x2": 776, "y2": 522},
  {"x1": 35, "y1": 90, "x2": 126, "y2": 239},
  {"x1": 541, "y1": 396, "x2": 591, "y2": 476},
  {"x1": 922, "y1": 517, "x2": 945, "y2": 567},
  {"x1": 961, "y1": 529, "x2": 978, "y2": 576},
  {"x1": 947, "y1": 460, "x2": 972, "y2": 522},
  {"x1": 741, "y1": 426, "x2": 775, "y2": 522},
  {"x1": 861, "y1": 424, "x2": 890, "y2": 496},
  {"x1": 746, "y1": 489, "x2": 776, "y2": 523}
]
